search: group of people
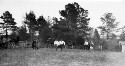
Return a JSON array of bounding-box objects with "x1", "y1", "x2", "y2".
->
[{"x1": 54, "y1": 39, "x2": 65, "y2": 51}]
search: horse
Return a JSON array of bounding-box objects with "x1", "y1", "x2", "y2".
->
[
  {"x1": 54, "y1": 40, "x2": 65, "y2": 51},
  {"x1": 46, "y1": 38, "x2": 54, "y2": 48},
  {"x1": 67, "y1": 40, "x2": 76, "y2": 49}
]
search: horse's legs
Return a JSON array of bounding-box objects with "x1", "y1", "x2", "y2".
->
[
  {"x1": 60, "y1": 45, "x2": 63, "y2": 51},
  {"x1": 84, "y1": 45, "x2": 86, "y2": 50},
  {"x1": 35, "y1": 43, "x2": 37, "y2": 49},
  {"x1": 56, "y1": 46, "x2": 57, "y2": 51},
  {"x1": 61, "y1": 46, "x2": 62, "y2": 51},
  {"x1": 32, "y1": 44, "x2": 34, "y2": 49},
  {"x1": 60, "y1": 46, "x2": 62, "y2": 51}
]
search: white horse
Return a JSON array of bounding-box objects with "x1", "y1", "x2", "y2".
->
[{"x1": 54, "y1": 40, "x2": 65, "y2": 51}]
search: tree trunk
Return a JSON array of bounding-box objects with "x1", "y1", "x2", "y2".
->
[
  {"x1": 107, "y1": 31, "x2": 109, "y2": 39},
  {"x1": 30, "y1": 29, "x2": 33, "y2": 41}
]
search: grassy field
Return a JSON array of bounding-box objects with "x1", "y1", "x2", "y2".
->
[{"x1": 0, "y1": 48, "x2": 125, "y2": 66}]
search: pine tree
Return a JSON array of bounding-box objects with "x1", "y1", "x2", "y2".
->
[
  {"x1": 52, "y1": 2, "x2": 91, "y2": 44},
  {"x1": 24, "y1": 11, "x2": 37, "y2": 41},
  {"x1": 93, "y1": 29, "x2": 101, "y2": 50},
  {"x1": 0, "y1": 11, "x2": 17, "y2": 39},
  {"x1": 98, "y1": 13, "x2": 119, "y2": 39}
]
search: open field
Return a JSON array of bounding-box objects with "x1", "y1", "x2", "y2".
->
[{"x1": 0, "y1": 48, "x2": 125, "y2": 66}]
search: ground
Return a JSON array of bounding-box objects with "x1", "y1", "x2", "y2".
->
[{"x1": 0, "y1": 48, "x2": 125, "y2": 66}]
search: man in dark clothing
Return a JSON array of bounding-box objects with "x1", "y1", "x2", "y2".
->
[
  {"x1": 32, "y1": 39, "x2": 39, "y2": 49},
  {"x1": 32, "y1": 39, "x2": 36, "y2": 49}
]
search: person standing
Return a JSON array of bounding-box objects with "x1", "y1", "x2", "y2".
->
[
  {"x1": 32, "y1": 39, "x2": 36, "y2": 49},
  {"x1": 36, "y1": 38, "x2": 40, "y2": 49}
]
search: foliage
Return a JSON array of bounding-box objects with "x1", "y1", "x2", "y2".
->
[
  {"x1": 0, "y1": 11, "x2": 16, "y2": 25},
  {"x1": 93, "y1": 29, "x2": 100, "y2": 44},
  {"x1": 52, "y1": 2, "x2": 91, "y2": 44},
  {"x1": 9, "y1": 31, "x2": 17, "y2": 40},
  {"x1": 0, "y1": 11, "x2": 17, "y2": 38},
  {"x1": 24, "y1": 11, "x2": 37, "y2": 30},
  {"x1": 111, "y1": 33, "x2": 117, "y2": 39},
  {"x1": 75, "y1": 36, "x2": 85, "y2": 46},
  {"x1": 59, "y1": 2, "x2": 91, "y2": 37},
  {"x1": 37, "y1": 16, "x2": 49, "y2": 29},
  {"x1": 92, "y1": 29, "x2": 101, "y2": 50},
  {"x1": 24, "y1": 11, "x2": 51, "y2": 43},
  {"x1": 98, "y1": 13, "x2": 119, "y2": 39},
  {"x1": 18, "y1": 26, "x2": 30, "y2": 41},
  {"x1": 23, "y1": 11, "x2": 37, "y2": 41},
  {"x1": 119, "y1": 33, "x2": 125, "y2": 41},
  {"x1": 37, "y1": 16, "x2": 51, "y2": 43}
]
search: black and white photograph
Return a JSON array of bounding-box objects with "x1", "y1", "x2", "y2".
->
[{"x1": 0, "y1": 0, "x2": 125, "y2": 66}]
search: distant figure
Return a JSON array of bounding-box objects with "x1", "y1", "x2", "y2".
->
[
  {"x1": 54, "y1": 39, "x2": 65, "y2": 51},
  {"x1": 36, "y1": 38, "x2": 40, "y2": 49},
  {"x1": 0, "y1": 36, "x2": 3, "y2": 49},
  {"x1": 84, "y1": 40, "x2": 90, "y2": 50},
  {"x1": 90, "y1": 41, "x2": 94, "y2": 50},
  {"x1": 32, "y1": 39, "x2": 38, "y2": 49},
  {"x1": 15, "y1": 35, "x2": 20, "y2": 45},
  {"x1": 1, "y1": 38, "x2": 8, "y2": 49},
  {"x1": 47, "y1": 38, "x2": 54, "y2": 48}
]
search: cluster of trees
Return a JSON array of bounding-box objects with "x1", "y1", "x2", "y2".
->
[
  {"x1": 21, "y1": 2, "x2": 91, "y2": 46},
  {"x1": 0, "y1": 2, "x2": 124, "y2": 49}
]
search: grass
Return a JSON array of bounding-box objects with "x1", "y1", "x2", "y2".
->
[{"x1": 0, "y1": 48, "x2": 124, "y2": 66}]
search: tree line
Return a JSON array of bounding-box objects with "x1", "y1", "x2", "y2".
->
[{"x1": 0, "y1": 2, "x2": 124, "y2": 48}]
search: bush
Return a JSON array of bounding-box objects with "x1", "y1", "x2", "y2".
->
[
  {"x1": 102, "y1": 39, "x2": 119, "y2": 52},
  {"x1": 100, "y1": 40, "x2": 108, "y2": 51},
  {"x1": 75, "y1": 36, "x2": 85, "y2": 49},
  {"x1": 115, "y1": 45, "x2": 122, "y2": 52}
]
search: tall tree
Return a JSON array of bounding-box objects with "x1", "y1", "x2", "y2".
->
[
  {"x1": 0, "y1": 11, "x2": 17, "y2": 39},
  {"x1": 93, "y1": 29, "x2": 101, "y2": 50},
  {"x1": 119, "y1": 32, "x2": 125, "y2": 41},
  {"x1": 52, "y1": 2, "x2": 91, "y2": 43},
  {"x1": 59, "y1": 2, "x2": 90, "y2": 37},
  {"x1": 24, "y1": 11, "x2": 37, "y2": 41},
  {"x1": 37, "y1": 16, "x2": 49, "y2": 29},
  {"x1": 37, "y1": 15, "x2": 51, "y2": 43},
  {"x1": 98, "y1": 13, "x2": 119, "y2": 39},
  {"x1": 18, "y1": 26, "x2": 30, "y2": 41},
  {"x1": 93, "y1": 29, "x2": 100, "y2": 41}
]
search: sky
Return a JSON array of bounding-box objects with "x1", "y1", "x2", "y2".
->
[{"x1": 0, "y1": 0, "x2": 125, "y2": 29}]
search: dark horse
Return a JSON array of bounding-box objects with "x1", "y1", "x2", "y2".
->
[
  {"x1": 67, "y1": 40, "x2": 76, "y2": 49},
  {"x1": 75, "y1": 36, "x2": 92, "y2": 50},
  {"x1": 46, "y1": 38, "x2": 55, "y2": 48},
  {"x1": 75, "y1": 36, "x2": 85, "y2": 49}
]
